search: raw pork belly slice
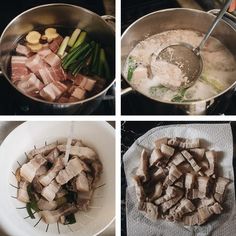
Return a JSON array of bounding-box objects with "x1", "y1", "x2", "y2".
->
[
  {"x1": 11, "y1": 56, "x2": 29, "y2": 82},
  {"x1": 26, "y1": 54, "x2": 47, "y2": 74},
  {"x1": 44, "y1": 52, "x2": 61, "y2": 67},
  {"x1": 38, "y1": 48, "x2": 52, "y2": 58},
  {"x1": 39, "y1": 67, "x2": 67, "y2": 85},
  {"x1": 49, "y1": 35, "x2": 63, "y2": 53},
  {"x1": 74, "y1": 74, "x2": 96, "y2": 91},
  {"x1": 40, "y1": 81, "x2": 67, "y2": 101},
  {"x1": 16, "y1": 73, "x2": 44, "y2": 94},
  {"x1": 16, "y1": 44, "x2": 32, "y2": 57}
]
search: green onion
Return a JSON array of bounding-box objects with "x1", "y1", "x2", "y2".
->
[
  {"x1": 65, "y1": 214, "x2": 76, "y2": 225},
  {"x1": 26, "y1": 203, "x2": 35, "y2": 219},
  {"x1": 100, "y1": 48, "x2": 111, "y2": 80},
  {"x1": 57, "y1": 36, "x2": 70, "y2": 57},
  {"x1": 127, "y1": 57, "x2": 137, "y2": 81},
  {"x1": 71, "y1": 31, "x2": 87, "y2": 50},
  {"x1": 91, "y1": 43, "x2": 100, "y2": 74},
  {"x1": 171, "y1": 88, "x2": 187, "y2": 102},
  {"x1": 68, "y1": 28, "x2": 81, "y2": 47}
]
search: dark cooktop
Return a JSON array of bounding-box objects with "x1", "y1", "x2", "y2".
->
[{"x1": 0, "y1": 0, "x2": 115, "y2": 115}]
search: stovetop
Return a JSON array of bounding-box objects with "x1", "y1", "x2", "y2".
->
[
  {"x1": 121, "y1": 0, "x2": 236, "y2": 115},
  {"x1": 0, "y1": 0, "x2": 115, "y2": 115}
]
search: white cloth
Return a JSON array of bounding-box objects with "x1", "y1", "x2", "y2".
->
[{"x1": 123, "y1": 124, "x2": 236, "y2": 236}]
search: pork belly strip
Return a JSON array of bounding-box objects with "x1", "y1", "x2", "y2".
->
[
  {"x1": 39, "y1": 157, "x2": 64, "y2": 186},
  {"x1": 56, "y1": 157, "x2": 85, "y2": 185},
  {"x1": 57, "y1": 145, "x2": 97, "y2": 161},
  {"x1": 41, "y1": 180, "x2": 61, "y2": 202},
  {"x1": 27, "y1": 142, "x2": 57, "y2": 159},
  {"x1": 17, "y1": 181, "x2": 30, "y2": 203},
  {"x1": 76, "y1": 171, "x2": 90, "y2": 192},
  {"x1": 20, "y1": 154, "x2": 47, "y2": 182},
  {"x1": 181, "y1": 150, "x2": 202, "y2": 172},
  {"x1": 136, "y1": 149, "x2": 149, "y2": 182},
  {"x1": 41, "y1": 203, "x2": 77, "y2": 224},
  {"x1": 16, "y1": 44, "x2": 32, "y2": 57}
]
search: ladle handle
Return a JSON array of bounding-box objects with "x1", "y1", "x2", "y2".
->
[{"x1": 195, "y1": 0, "x2": 233, "y2": 54}]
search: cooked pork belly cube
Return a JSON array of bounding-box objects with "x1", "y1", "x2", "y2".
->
[
  {"x1": 32, "y1": 177, "x2": 44, "y2": 193},
  {"x1": 41, "y1": 203, "x2": 77, "y2": 224},
  {"x1": 16, "y1": 73, "x2": 44, "y2": 94},
  {"x1": 25, "y1": 54, "x2": 48, "y2": 74},
  {"x1": 57, "y1": 145, "x2": 97, "y2": 161},
  {"x1": 189, "y1": 148, "x2": 205, "y2": 161},
  {"x1": 179, "y1": 138, "x2": 200, "y2": 149},
  {"x1": 152, "y1": 166, "x2": 165, "y2": 180},
  {"x1": 38, "y1": 67, "x2": 55, "y2": 85},
  {"x1": 76, "y1": 171, "x2": 90, "y2": 192},
  {"x1": 36, "y1": 165, "x2": 48, "y2": 177},
  {"x1": 173, "y1": 198, "x2": 196, "y2": 219},
  {"x1": 163, "y1": 165, "x2": 182, "y2": 187},
  {"x1": 205, "y1": 150, "x2": 217, "y2": 176},
  {"x1": 45, "y1": 148, "x2": 60, "y2": 163},
  {"x1": 133, "y1": 175, "x2": 145, "y2": 204},
  {"x1": 39, "y1": 157, "x2": 64, "y2": 186},
  {"x1": 150, "y1": 182, "x2": 162, "y2": 201},
  {"x1": 145, "y1": 202, "x2": 159, "y2": 222},
  {"x1": 210, "y1": 202, "x2": 223, "y2": 214},
  {"x1": 161, "y1": 191, "x2": 184, "y2": 213},
  {"x1": 43, "y1": 52, "x2": 61, "y2": 67},
  {"x1": 149, "y1": 148, "x2": 164, "y2": 166},
  {"x1": 168, "y1": 152, "x2": 185, "y2": 166},
  {"x1": 181, "y1": 150, "x2": 202, "y2": 172},
  {"x1": 16, "y1": 43, "x2": 32, "y2": 57},
  {"x1": 136, "y1": 149, "x2": 149, "y2": 182},
  {"x1": 40, "y1": 81, "x2": 67, "y2": 101},
  {"x1": 56, "y1": 157, "x2": 84, "y2": 185},
  {"x1": 37, "y1": 198, "x2": 57, "y2": 211},
  {"x1": 71, "y1": 87, "x2": 86, "y2": 100},
  {"x1": 20, "y1": 154, "x2": 47, "y2": 182},
  {"x1": 155, "y1": 138, "x2": 168, "y2": 149},
  {"x1": 183, "y1": 212, "x2": 200, "y2": 226},
  {"x1": 185, "y1": 173, "x2": 195, "y2": 189},
  {"x1": 197, "y1": 176, "x2": 210, "y2": 196},
  {"x1": 160, "y1": 144, "x2": 175, "y2": 158},
  {"x1": 41, "y1": 180, "x2": 61, "y2": 202},
  {"x1": 214, "y1": 177, "x2": 230, "y2": 203},
  {"x1": 27, "y1": 142, "x2": 57, "y2": 160},
  {"x1": 197, "y1": 206, "x2": 214, "y2": 225},
  {"x1": 17, "y1": 181, "x2": 30, "y2": 203}
]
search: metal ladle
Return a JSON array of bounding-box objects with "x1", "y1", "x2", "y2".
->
[{"x1": 155, "y1": 0, "x2": 233, "y2": 89}]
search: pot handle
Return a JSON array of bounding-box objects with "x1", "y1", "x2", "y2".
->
[
  {"x1": 121, "y1": 77, "x2": 134, "y2": 96},
  {"x1": 208, "y1": 9, "x2": 236, "y2": 28},
  {"x1": 101, "y1": 15, "x2": 115, "y2": 31}
]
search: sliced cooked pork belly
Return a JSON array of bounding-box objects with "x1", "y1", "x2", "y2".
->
[
  {"x1": 150, "y1": 182, "x2": 162, "y2": 201},
  {"x1": 16, "y1": 73, "x2": 44, "y2": 94},
  {"x1": 41, "y1": 180, "x2": 61, "y2": 202},
  {"x1": 32, "y1": 177, "x2": 44, "y2": 193},
  {"x1": 16, "y1": 44, "x2": 32, "y2": 57},
  {"x1": 154, "y1": 186, "x2": 179, "y2": 205},
  {"x1": 71, "y1": 87, "x2": 86, "y2": 100},
  {"x1": 27, "y1": 142, "x2": 57, "y2": 160},
  {"x1": 136, "y1": 149, "x2": 149, "y2": 182},
  {"x1": 205, "y1": 151, "x2": 217, "y2": 176},
  {"x1": 40, "y1": 81, "x2": 67, "y2": 101},
  {"x1": 197, "y1": 176, "x2": 210, "y2": 196},
  {"x1": 20, "y1": 154, "x2": 47, "y2": 182},
  {"x1": 163, "y1": 165, "x2": 182, "y2": 187},
  {"x1": 25, "y1": 54, "x2": 47, "y2": 74},
  {"x1": 57, "y1": 145, "x2": 97, "y2": 161},
  {"x1": 189, "y1": 148, "x2": 205, "y2": 161},
  {"x1": 172, "y1": 198, "x2": 195, "y2": 219},
  {"x1": 168, "y1": 152, "x2": 185, "y2": 166},
  {"x1": 41, "y1": 203, "x2": 77, "y2": 224},
  {"x1": 149, "y1": 148, "x2": 164, "y2": 166},
  {"x1": 185, "y1": 173, "x2": 195, "y2": 190},
  {"x1": 152, "y1": 166, "x2": 165, "y2": 180},
  {"x1": 76, "y1": 171, "x2": 90, "y2": 192},
  {"x1": 214, "y1": 177, "x2": 230, "y2": 203},
  {"x1": 45, "y1": 148, "x2": 60, "y2": 163},
  {"x1": 179, "y1": 138, "x2": 200, "y2": 149},
  {"x1": 44, "y1": 52, "x2": 61, "y2": 67},
  {"x1": 154, "y1": 137, "x2": 168, "y2": 149},
  {"x1": 133, "y1": 175, "x2": 145, "y2": 207},
  {"x1": 183, "y1": 212, "x2": 200, "y2": 226},
  {"x1": 145, "y1": 202, "x2": 159, "y2": 221},
  {"x1": 17, "y1": 181, "x2": 30, "y2": 203},
  {"x1": 39, "y1": 157, "x2": 64, "y2": 186},
  {"x1": 56, "y1": 157, "x2": 84, "y2": 185},
  {"x1": 37, "y1": 198, "x2": 57, "y2": 211},
  {"x1": 36, "y1": 165, "x2": 48, "y2": 176},
  {"x1": 160, "y1": 144, "x2": 174, "y2": 158},
  {"x1": 181, "y1": 150, "x2": 202, "y2": 172},
  {"x1": 197, "y1": 206, "x2": 214, "y2": 225}
]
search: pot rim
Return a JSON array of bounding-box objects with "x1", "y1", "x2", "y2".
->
[
  {"x1": 121, "y1": 8, "x2": 236, "y2": 106},
  {"x1": 0, "y1": 3, "x2": 115, "y2": 107}
]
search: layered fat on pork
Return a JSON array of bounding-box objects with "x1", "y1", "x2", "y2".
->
[
  {"x1": 15, "y1": 139, "x2": 103, "y2": 225},
  {"x1": 133, "y1": 137, "x2": 231, "y2": 226}
]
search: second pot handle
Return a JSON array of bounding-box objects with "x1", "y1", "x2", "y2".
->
[
  {"x1": 101, "y1": 15, "x2": 115, "y2": 31},
  {"x1": 208, "y1": 9, "x2": 236, "y2": 29}
]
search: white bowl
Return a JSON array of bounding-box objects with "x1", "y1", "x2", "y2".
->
[{"x1": 0, "y1": 121, "x2": 115, "y2": 236}]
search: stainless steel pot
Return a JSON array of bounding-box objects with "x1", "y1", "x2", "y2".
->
[
  {"x1": 121, "y1": 8, "x2": 236, "y2": 115},
  {"x1": 0, "y1": 3, "x2": 115, "y2": 114}
]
